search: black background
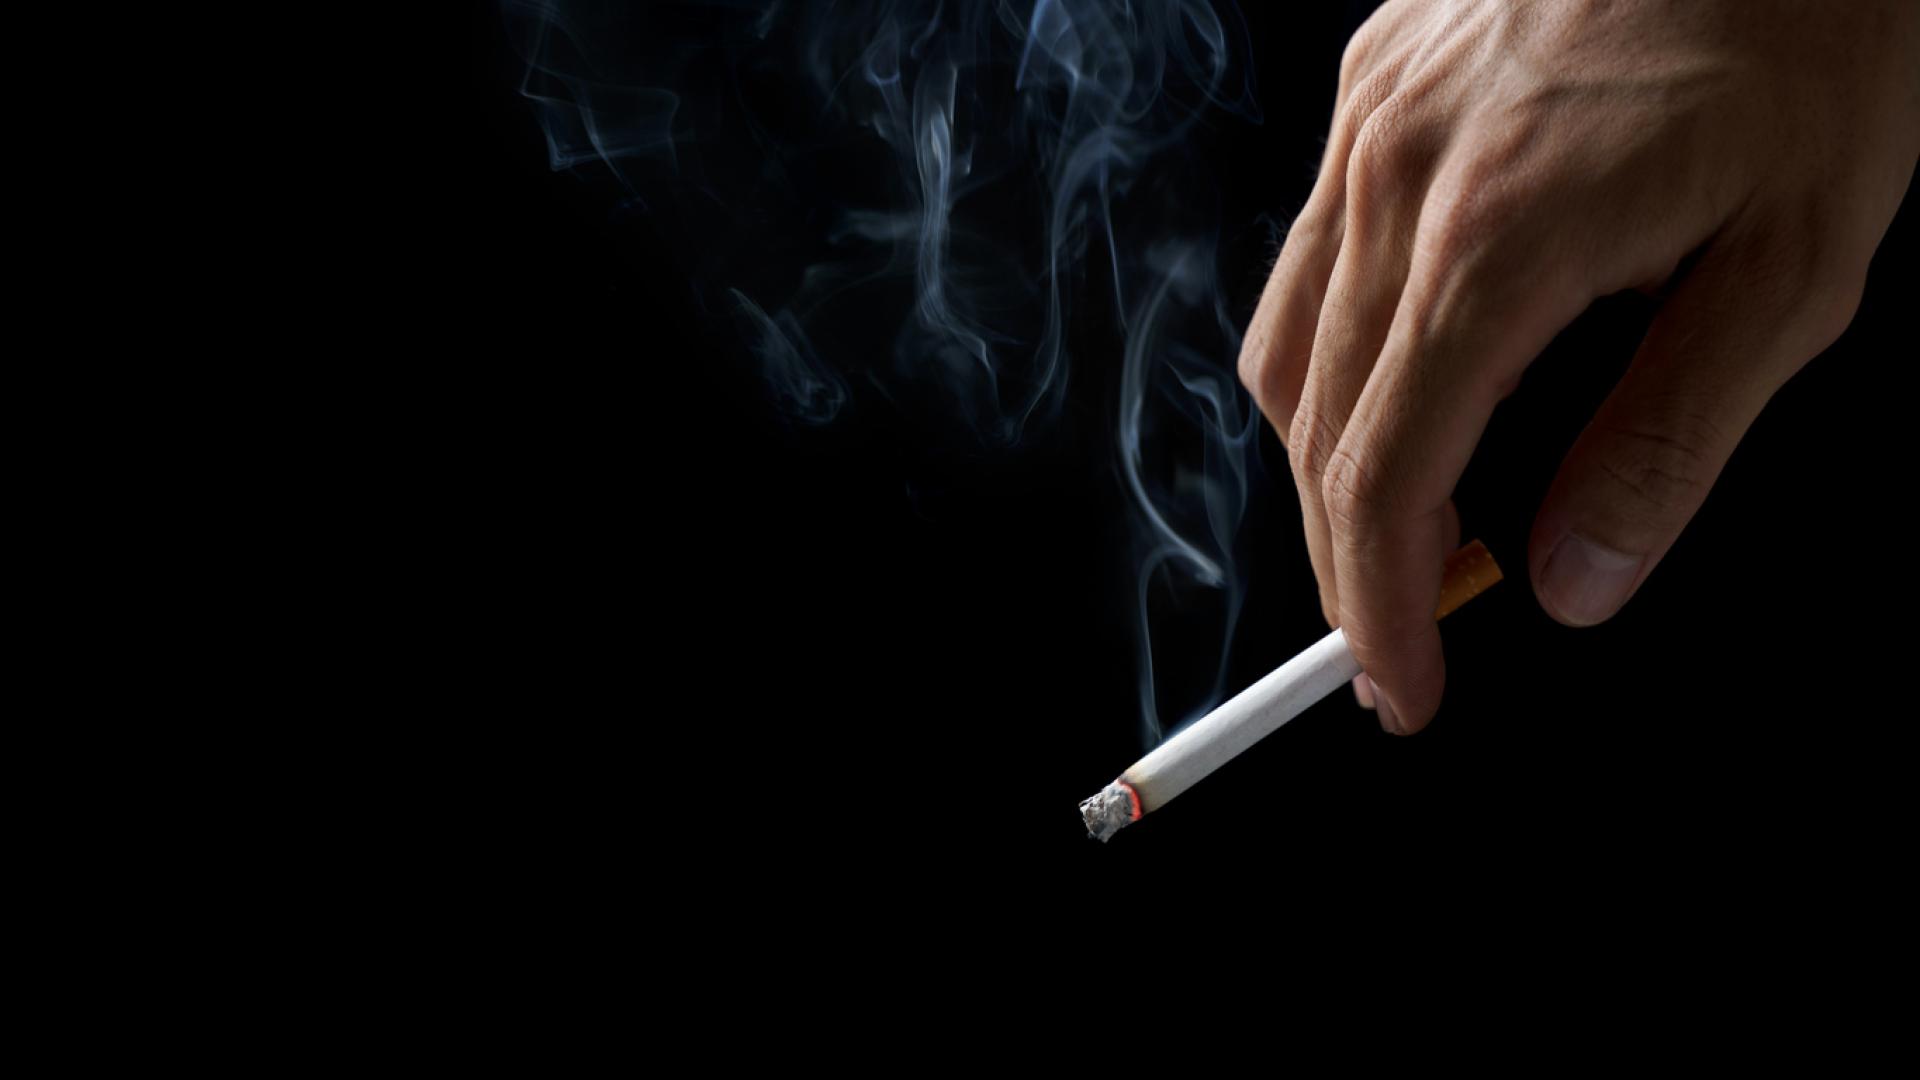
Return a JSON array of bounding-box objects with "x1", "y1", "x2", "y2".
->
[{"x1": 456, "y1": 2, "x2": 1913, "y2": 937}]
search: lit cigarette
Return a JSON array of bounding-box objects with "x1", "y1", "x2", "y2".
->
[{"x1": 1080, "y1": 540, "x2": 1503, "y2": 841}]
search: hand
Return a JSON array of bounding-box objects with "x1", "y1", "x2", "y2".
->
[{"x1": 1237, "y1": 0, "x2": 1919, "y2": 734}]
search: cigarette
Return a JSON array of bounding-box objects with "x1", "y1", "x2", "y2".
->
[{"x1": 1080, "y1": 540, "x2": 1503, "y2": 841}]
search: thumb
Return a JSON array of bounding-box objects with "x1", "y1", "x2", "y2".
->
[{"x1": 1528, "y1": 240, "x2": 1861, "y2": 627}]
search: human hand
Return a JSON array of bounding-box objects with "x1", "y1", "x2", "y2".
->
[{"x1": 1237, "y1": 0, "x2": 1919, "y2": 734}]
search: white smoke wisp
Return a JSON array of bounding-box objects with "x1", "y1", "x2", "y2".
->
[{"x1": 503, "y1": 0, "x2": 1266, "y2": 750}]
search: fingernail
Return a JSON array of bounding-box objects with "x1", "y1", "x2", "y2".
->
[
  {"x1": 1376, "y1": 690, "x2": 1400, "y2": 735},
  {"x1": 1352, "y1": 673, "x2": 1376, "y2": 711},
  {"x1": 1540, "y1": 532, "x2": 1644, "y2": 627}
]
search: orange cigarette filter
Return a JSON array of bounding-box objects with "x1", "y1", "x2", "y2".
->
[{"x1": 1436, "y1": 540, "x2": 1502, "y2": 620}]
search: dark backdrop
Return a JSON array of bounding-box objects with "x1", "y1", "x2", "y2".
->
[{"x1": 456, "y1": 2, "x2": 1913, "y2": 938}]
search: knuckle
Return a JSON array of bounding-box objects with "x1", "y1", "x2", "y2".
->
[
  {"x1": 1346, "y1": 97, "x2": 1414, "y2": 210},
  {"x1": 1335, "y1": 66, "x2": 1399, "y2": 154},
  {"x1": 1238, "y1": 208, "x2": 1345, "y2": 421},
  {"x1": 1239, "y1": 333, "x2": 1297, "y2": 428},
  {"x1": 1590, "y1": 413, "x2": 1722, "y2": 524},
  {"x1": 1235, "y1": 337, "x2": 1268, "y2": 396},
  {"x1": 1727, "y1": 202, "x2": 1866, "y2": 353},
  {"x1": 1320, "y1": 441, "x2": 1383, "y2": 534},
  {"x1": 1286, "y1": 401, "x2": 1344, "y2": 485},
  {"x1": 1733, "y1": 243, "x2": 1863, "y2": 357},
  {"x1": 1337, "y1": 24, "x2": 1382, "y2": 96}
]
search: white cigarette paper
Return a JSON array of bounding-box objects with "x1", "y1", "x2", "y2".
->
[
  {"x1": 1078, "y1": 628, "x2": 1358, "y2": 841},
  {"x1": 1081, "y1": 540, "x2": 1502, "y2": 841}
]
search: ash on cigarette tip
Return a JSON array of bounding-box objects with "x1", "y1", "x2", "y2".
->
[{"x1": 1079, "y1": 783, "x2": 1136, "y2": 843}]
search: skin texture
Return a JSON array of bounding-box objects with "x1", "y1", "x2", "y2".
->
[{"x1": 1237, "y1": 0, "x2": 1920, "y2": 734}]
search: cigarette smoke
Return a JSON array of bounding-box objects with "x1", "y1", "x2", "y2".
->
[{"x1": 502, "y1": 0, "x2": 1265, "y2": 747}]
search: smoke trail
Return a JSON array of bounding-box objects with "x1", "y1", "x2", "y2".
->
[
  {"x1": 501, "y1": 1, "x2": 1265, "y2": 748},
  {"x1": 504, "y1": 1, "x2": 682, "y2": 184},
  {"x1": 730, "y1": 290, "x2": 849, "y2": 426},
  {"x1": 1119, "y1": 244, "x2": 1259, "y2": 743}
]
